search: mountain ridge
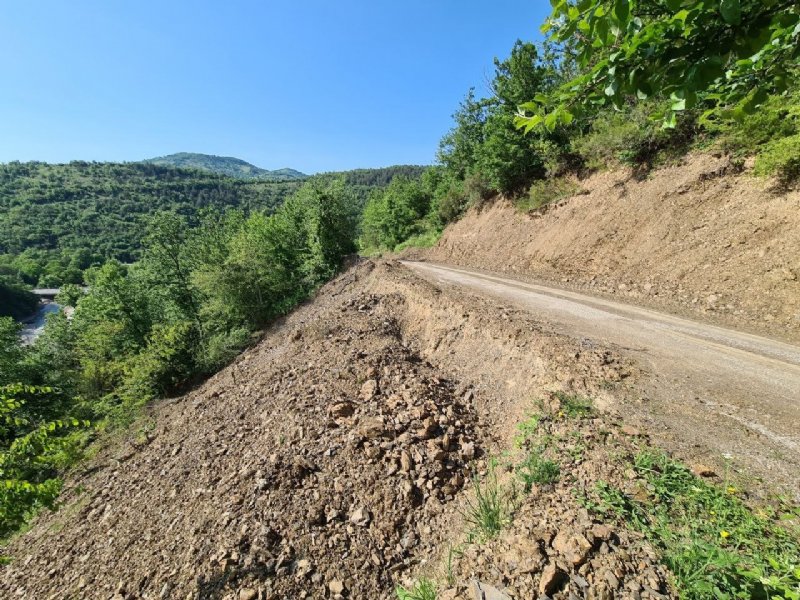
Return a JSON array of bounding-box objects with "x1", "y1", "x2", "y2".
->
[{"x1": 141, "y1": 152, "x2": 307, "y2": 181}]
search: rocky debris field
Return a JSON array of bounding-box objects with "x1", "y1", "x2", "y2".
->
[
  {"x1": 1, "y1": 269, "x2": 489, "y2": 599},
  {"x1": 421, "y1": 398, "x2": 673, "y2": 600},
  {"x1": 3, "y1": 260, "x2": 794, "y2": 599}
]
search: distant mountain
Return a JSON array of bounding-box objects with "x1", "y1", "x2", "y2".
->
[{"x1": 141, "y1": 152, "x2": 307, "y2": 181}]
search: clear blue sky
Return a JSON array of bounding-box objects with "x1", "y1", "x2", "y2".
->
[{"x1": 0, "y1": 1, "x2": 549, "y2": 173}]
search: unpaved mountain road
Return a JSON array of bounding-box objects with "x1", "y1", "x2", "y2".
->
[{"x1": 403, "y1": 261, "x2": 800, "y2": 497}]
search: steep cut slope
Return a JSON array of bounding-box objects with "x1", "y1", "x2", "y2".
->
[
  {"x1": 2, "y1": 261, "x2": 675, "y2": 599},
  {"x1": 420, "y1": 154, "x2": 800, "y2": 343},
  {"x1": 142, "y1": 153, "x2": 307, "y2": 180}
]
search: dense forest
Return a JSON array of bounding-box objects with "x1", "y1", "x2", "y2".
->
[
  {"x1": 0, "y1": 162, "x2": 424, "y2": 288},
  {"x1": 2, "y1": 4, "x2": 798, "y2": 594},
  {"x1": 141, "y1": 152, "x2": 307, "y2": 180}
]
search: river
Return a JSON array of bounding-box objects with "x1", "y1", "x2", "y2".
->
[{"x1": 20, "y1": 302, "x2": 61, "y2": 344}]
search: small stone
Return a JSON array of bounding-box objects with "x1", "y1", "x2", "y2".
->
[
  {"x1": 329, "y1": 401, "x2": 355, "y2": 418},
  {"x1": 360, "y1": 379, "x2": 378, "y2": 400},
  {"x1": 621, "y1": 425, "x2": 641, "y2": 436},
  {"x1": 350, "y1": 507, "x2": 371, "y2": 527},
  {"x1": 472, "y1": 580, "x2": 511, "y2": 600},
  {"x1": 329, "y1": 579, "x2": 345, "y2": 595},
  {"x1": 239, "y1": 589, "x2": 258, "y2": 600},
  {"x1": 539, "y1": 563, "x2": 568, "y2": 596}
]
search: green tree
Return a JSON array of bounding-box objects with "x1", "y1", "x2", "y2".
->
[{"x1": 517, "y1": 0, "x2": 800, "y2": 132}]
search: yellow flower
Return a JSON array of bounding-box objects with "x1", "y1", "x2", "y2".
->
[
  {"x1": 720, "y1": 530, "x2": 730, "y2": 539},
  {"x1": 726, "y1": 486, "x2": 737, "y2": 495}
]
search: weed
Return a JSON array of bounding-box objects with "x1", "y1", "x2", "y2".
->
[
  {"x1": 513, "y1": 412, "x2": 541, "y2": 448},
  {"x1": 594, "y1": 451, "x2": 800, "y2": 599},
  {"x1": 462, "y1": 469, "x2": 508, "y2": 540},
  {"x1": 443, "y1": 544, "x2": 461, "y2": 587},
  {"x1": 516, "y1": 449, "x2": 560, "y2": 491},
  {"x1": 396, "y1": 577, "x2": 437, "y2": 600},
  {"x1": 555, "y1": 392, "x2": 593, "y2": 418},
  {"x1": 755, "y1": 133, "x2": 800, "y2": 187},
  {"x1": 394, "y1": 228, "x2": 442, "y2": 253}
]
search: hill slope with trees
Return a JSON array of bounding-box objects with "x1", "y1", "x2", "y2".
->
[{"x1": 141, "y1": 152, "x2": 307, "y2": 180}]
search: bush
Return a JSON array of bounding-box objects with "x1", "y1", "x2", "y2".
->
[
  {"x1": 574, "y1": 104, "x2": 696, "y2": 170},
  {"x1": 755, "y1": 134, "x2": 800, "y2": 186},
  {"x1": 515, "y1": 177, "x2": 580, "y2": 212}
]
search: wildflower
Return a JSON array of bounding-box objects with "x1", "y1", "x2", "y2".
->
[
  {"x1": 726, "y1": 486, "x2": 737, "y2": 495},
  {"x1": 720, "y1": 530, "x2": 730, "y2": 539}
]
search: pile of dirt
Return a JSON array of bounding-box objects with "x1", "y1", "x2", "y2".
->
[
  {"x1": 0, "y1": 261, "x2": 645, "y2": 599},
  {"x1": 418, "y1": 154, "x2": 800, "y2": 343}
]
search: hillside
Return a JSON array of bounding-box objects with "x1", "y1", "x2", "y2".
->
[
  {"x1": 417, "y1": 154, "x2": 800, "y2": 344},
  {"x1": 141, "y1": 152, "x2": 307, "y2": 181},
  {"x1": 0, "y1": 161, "x2": 303, "y2": 286},
  {"x1": 3, "y1": 259, "x2": 797, "y2": 598}
]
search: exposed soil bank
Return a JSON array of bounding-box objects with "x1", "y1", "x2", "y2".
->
[{"x1": 416, "y1": 154, "x2": 800, "y2": 344}]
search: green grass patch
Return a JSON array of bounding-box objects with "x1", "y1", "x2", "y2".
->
[
  {"x1": 515, "y1": 177, "x2": 580, "y2": 212},
  {"x1": 555, "y1": 392, "x2": 593, "y2": 418},
  {"x1": 755, "y1": 134, "x2": 800, "y2": 187},
  {"x1": 396, "y1": 578, "x2": 437, "y2": 600},
  {"x1": 596, "y1": 450, "x2": 800, "y2": 599},
  {"x1": 463, "y1": 468, "x2": 509, "y2": 541},
  {"x1": 516, "y1": 448, "x2": 560, "y2": 491},
  {"x1": 394, "y1": 228, "x2": 442, "y2": 252}
]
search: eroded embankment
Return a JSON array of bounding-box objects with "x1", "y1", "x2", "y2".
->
[
  {"x1": 417, "y1": 154, "x2": 800, "y2": 344},
  {"x1": 1, "y1": 260, "x2": 793, "y2": 599}
]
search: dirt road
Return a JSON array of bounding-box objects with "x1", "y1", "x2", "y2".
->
[{"x1": 403, "y1": 261, "x2": 800, "y2": 497}]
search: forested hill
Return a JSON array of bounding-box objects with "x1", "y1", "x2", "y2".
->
[
  {"x1": 0, "y1": 161, "x2": 303, "y2": 286},
  {"x1": 0, "y1": 161, "x2": 429, "y2": 287},
  {"x1": 141, "y1": 152, "x2": 307, "y2": 181}
]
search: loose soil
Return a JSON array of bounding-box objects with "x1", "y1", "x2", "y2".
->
[
  {"x1": 1, "y1": 260, "x2": 685, "y2": 599},
  {"x1": 416, "y1": 154, "x2": 800, "y2": 344}
]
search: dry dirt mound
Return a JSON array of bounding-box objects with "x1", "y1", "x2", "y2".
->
[
  {"x1": 419, "y1": 154, "x2": 800, "y2": 343},
  {"x1": 0, "y1": 260, "x2": 668, "y2": 599}
]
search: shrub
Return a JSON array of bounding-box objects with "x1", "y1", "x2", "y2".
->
[
  {"x1": 755, "y1": 134, "x2": 800, "y2": 187},
  {"x1": 515, "y1": 177, "x2": 580, "y2": 212},
  {"x1": 574, "y1": 104, "x2": 695, "y2": 170}
]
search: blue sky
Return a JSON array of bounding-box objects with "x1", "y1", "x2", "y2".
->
[{"x1": 0, "y1": 1, "x2": 549, "y2": 173}]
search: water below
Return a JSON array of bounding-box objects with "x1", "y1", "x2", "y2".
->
[{"x1": 20, "y1": 302, "x2": 61, "y2": 344}]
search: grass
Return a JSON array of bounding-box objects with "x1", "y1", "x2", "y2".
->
[
  {"x1": 462, "y1": 469, "x2": 509, "y2": 541},
  {"x1": 594, "y1": 450, "x2": 800, "y2": 599},
  {"x1": 396, "y1": 578, "x2": 437, "y2": 600},
  {"x1": 555, "y1": 392, "x2": 593, "y2": 418},
  {"x1": 515, "y1": 449, "x2": 560, "y2": 491},
  {"x1": 394, "y1": 228, "x2": 442, "y2": 253}
]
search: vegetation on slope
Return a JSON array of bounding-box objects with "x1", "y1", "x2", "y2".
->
[
  {"x1": 141, "y1": 152, "x2": 307, "y2": 180},
  {"x1": 0, "y1": 161, "x2": 303, "y2": 287},
  {"x1": 0, "y1": 177, "x2": 357, "y2": 535},
  {"x1": 0, "y1": 282, "x2": 38, "y2": 320},
  {"x1": 362, "y1": 2, "x2": 799, "y2": 255}
]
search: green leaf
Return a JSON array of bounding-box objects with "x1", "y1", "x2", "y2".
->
[
  {"x1": 614, "y1": 0, "x2": 630, "y2": 25},
  {"x1": 719, "y1": 0, "x2": 741, "y2": 25},
  {"x1": 665, "y1": 0, "x2": 682, "y2": 10}
]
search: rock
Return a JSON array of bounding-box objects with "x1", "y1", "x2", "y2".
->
[
  {"x1": 552, "y1": 531, "x2": 593, "y2": 566},
  {"x1": 329, "y1": 401, "x2": 355, "y2": 418},
  {"x1": 328, "y1": 579, "x2": 345, "y2": 595},
  {"x1": 690, "y1": 464, "x2": 717, "y2": 478},
  {"x1": 620, "y1": 425, "x2": 642, "y2": 436},
  {"x1": 360, "y1": 379, "x2": 378, "y2": 400},
  {"x1": 460, "y1": 441, "x2": 476, "y2": 461},
  {"x1": 472, "y1": 580, "x2": 512, "y2": 600},
  {"x1": 239, "y1": 589, "x2": 258, "y2": 600},
  {"x1": 359, "y1": 418, "x2": 386, "y2": 440},
  {"x1": 399, "y1": 451, "x2": 413, "y2": 472},
  {"x1": 349, "y1": 507, "x2": 371, "y2": 527},
  {"x1": 539, "y1": 563, "x2": 568, "y2": 596}
]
